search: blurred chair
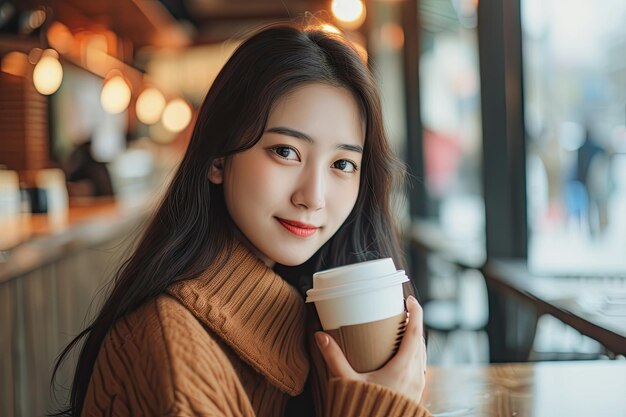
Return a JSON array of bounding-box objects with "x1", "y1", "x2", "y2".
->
[{"x1": 423, "y1": 258, "x2": 489, "y2": 364}]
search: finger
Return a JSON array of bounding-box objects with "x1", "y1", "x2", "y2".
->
[
  {"x1": 315, "y1": 332, "x2": 359, "y2": 379},
  {"x1": 387, "y1": 296, "x2": 423, "y2": 368}
]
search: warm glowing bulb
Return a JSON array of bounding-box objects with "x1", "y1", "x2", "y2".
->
[
  {"x1": 162, "y1": 99, "x2": 192, "y2": 133},
  {"x1": 100, "y1": 75, "x2": 131, "y2": 114},
  {"x1": 331, "y1": 0, "x2": 365, "y2": 24},
  {"x1": 136, "y1": 87, "x2": 166, "y2": 125},
  {"x1": 33, "y1": 53, "x2": 63, "y2": 95}
]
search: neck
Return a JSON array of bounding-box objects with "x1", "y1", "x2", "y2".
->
[{"x1": 233, "y1": 227, "x2": 276, "y2": 268}]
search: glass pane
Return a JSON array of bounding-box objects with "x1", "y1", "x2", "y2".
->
[
  {"x1": 419, "y1": 0, "x2": 484, "y2": 244},
  {"x1": 522, "y1": 0, "x2": 626, "y2": 275}
]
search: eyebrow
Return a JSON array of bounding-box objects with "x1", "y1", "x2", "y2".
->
[{"x1": 265, "y1": 126, "x2": 363, "y2": 154}]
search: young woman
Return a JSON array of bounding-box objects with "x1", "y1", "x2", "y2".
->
[{"x1": 52, "y1": 22, "x2": 429, "y2": 417}]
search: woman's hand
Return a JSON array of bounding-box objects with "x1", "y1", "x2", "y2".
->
[{"x1": 315, "y1": 295, "x2": 427, "y2": 402}]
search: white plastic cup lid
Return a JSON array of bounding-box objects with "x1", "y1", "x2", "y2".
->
[
  {"x1": 312, "y1": 258, "x2": 396, "y2": 289},
  {"x1": 306, "y1": 258, "x2": 407, "y2": 303}
]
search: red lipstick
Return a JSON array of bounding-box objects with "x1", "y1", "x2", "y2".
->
[{"x1": 276, "y1": 218, "x2": 318, "y2": 237}]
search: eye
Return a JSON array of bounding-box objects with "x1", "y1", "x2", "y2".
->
[
  {"x1": 270, "y1": 146, "x2": 299, "y2": 161},
  {"x1": 332, "y1": 159, "x2": 358, "y2": 173}
]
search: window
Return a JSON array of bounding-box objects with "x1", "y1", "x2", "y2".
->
[{"x1": 522, "y1": 0, "x2": 626, "y2": 274}]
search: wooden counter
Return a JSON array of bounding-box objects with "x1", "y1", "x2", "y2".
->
[
  {"x1": 0, "y1": 196, "x2": 154, "y2": 416},
  {"x1": 0, "y1": 197, "x2": 154, "y2": 283}
]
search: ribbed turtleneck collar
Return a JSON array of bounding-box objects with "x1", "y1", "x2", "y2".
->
[{"x1": 166, "y1": 241, "x2": 309, "y2": 396}]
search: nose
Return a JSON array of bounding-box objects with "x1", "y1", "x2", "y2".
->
[{"x1": 291, "y1": 166, "x2": 326, "y2": 211}]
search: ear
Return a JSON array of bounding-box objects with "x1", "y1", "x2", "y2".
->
[{"x1": 208, "y1": 157, "x2": 225, "y2": 184}]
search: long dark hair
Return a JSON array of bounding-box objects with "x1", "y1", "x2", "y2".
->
[{"x1": 50, "y1": 21, "x2": 407, "y2": 416}]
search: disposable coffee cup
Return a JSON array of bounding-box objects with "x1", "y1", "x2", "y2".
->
[{"x1": 306, "y1": 258, "x2": 409, "y2": 373}]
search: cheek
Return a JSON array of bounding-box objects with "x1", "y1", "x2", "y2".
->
[
  {"x1": 228, "y1": 155, "x2": 284, "y2": 206},
  {"x1": 330, "y1": 179, "x2": 360, "y2": 222}
]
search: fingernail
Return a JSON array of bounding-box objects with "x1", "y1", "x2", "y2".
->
[
  {"x1": 408, "y1": 295, "x2": 417, "y2": 304},
  {"x1": 315, "y1": 332, "x2": 329, "y2": 349}
]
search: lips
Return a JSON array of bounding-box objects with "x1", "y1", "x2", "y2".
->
[{"x1": 276, "y1": 217, "x2": 319, "y2": 237}]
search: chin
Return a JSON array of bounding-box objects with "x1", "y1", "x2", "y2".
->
[
  {"x1": 270, "y1": 248, "x2": 318, "y2": 267},
  {"x1": 272, "y1": 255, "x2": 311, "y2": 267}
]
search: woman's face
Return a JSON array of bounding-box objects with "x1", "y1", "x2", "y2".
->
[{"x1": 210, "y1": 83, "x2": 365, "y2": 266}]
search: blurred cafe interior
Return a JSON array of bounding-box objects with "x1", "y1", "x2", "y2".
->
[{"x1": 1, "y1": 0, "x2": 625, "y2": 416}]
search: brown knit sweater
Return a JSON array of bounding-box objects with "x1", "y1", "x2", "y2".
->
[{"x1": 81, "y1": 242, "x2": 431, "y2": 417}]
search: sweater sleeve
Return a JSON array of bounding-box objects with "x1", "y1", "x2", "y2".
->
[
  {"x1": 81, "y1": 298, "x2": 257, "y2": 417},
  {"x1": 325, "y1": 378, "x2": 431, "y2": 417},
  {"x1": 307, "y1": 336, "x2": 431, "y2": 417}
]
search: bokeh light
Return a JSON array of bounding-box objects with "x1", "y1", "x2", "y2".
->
[
  {"x1": 33, "y1": 51, "x2": 63, "y2": 95},
  {"x1": 100, "y1": 74, "x2": 131, "y2": 114},
  {"x1": 136, "y1": 87, "x2": 166, "y2": 125},
  {"x1": 162, "y1": 98, "x2": 192, "y2": 133}
]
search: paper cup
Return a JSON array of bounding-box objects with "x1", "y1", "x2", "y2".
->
[{"x1": 306, "y1": 258, "x2": 409, "y2": 372}]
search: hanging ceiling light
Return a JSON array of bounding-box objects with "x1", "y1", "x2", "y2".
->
[
  {"x1": 331, "y1": 0, "x2": 366, "y2": 30},
  {"x1": 100, "y1": 73, "x2": 131, "y2": 114},
  {"x1": 162, "y1": 98, "x2": 192, "y2": 133},
  {"x1": 136, "y1": 87, "x2": 166, "y2": 125},
  {"x1": 32, "y1": 49, "x2": 63, "y2": 95}
]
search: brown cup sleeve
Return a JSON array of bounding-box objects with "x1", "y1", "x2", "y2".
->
[{"x1": 326, "y1": 311, "x2": 407, "y2": 373}]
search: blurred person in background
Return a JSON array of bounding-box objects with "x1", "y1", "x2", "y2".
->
[
  {"x1": 566, "y1": 125, "x2": 611, "y2": 237},
  {"x1": 64, "y1": 135, "x2": 114, "y2": 198}
]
